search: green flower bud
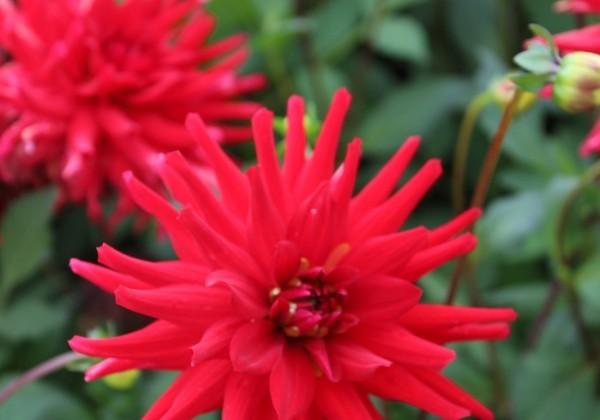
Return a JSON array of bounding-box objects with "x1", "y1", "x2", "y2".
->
[
  {"x1": 490, "y1": 76, "x2": 537, "y2": 114},
  {"x1": 102, "y1": 369, "x2": 140, "y2": 391},
  {"x1": 553, "y1": 51, "x2": 600, "y2": 113}
]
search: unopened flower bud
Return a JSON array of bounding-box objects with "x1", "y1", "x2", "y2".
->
[
  {"x1": 490, "y1": 77, "x2": 537, "y2": 114},
  {"x1": 553, "y1": 51, "x2": 600, "y2": 113},
  {"x1": 102, "y1": 369, "x2": 140, "y2": 391}
]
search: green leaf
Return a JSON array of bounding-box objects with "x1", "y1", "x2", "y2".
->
[
  {"x1": 510, "y1": 72, "x2": 552, "y2": 92},
  {"x1": 0, "y1": 187, "x2": 56, "y2": 298},
  {"x1": 529, "y1": 23, "x2": 560, "y2": 61},
  {"x1": 0, "y1": 297, "x2": 68, "y2": 342},
  {"x1": 0, "y1": 375, "x2": 93, "y2": 420},
  {"x1": 478, "y1": 191, "x2": 545, "y2": 261},
  {"x1": 358, "y1": 77, "x2": 469, "y2": 156},
  {"x1": 514, "y1": 41, "x2": 557, "y2": 74},
  {"x1": 371, "y1": 16, "x2": 429, "y2": 64}
]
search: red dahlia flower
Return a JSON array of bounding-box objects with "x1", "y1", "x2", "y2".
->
[
  {"x1": 554, "y1": 0, "x2": 600, "y2": 13},
  {"x1": 69, "y1": 89, "x2": 516, "y2": 419},
  {"x1": 0, "y1": 0, "x2": 265, "y2": 222}
]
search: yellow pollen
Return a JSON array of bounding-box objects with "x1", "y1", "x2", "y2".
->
[
  {"x1": 284, "y1": 326, "x2": 301, "y2": 337},
  {"x1": 323, "y1": 242, "x2": 351, "y2": 269},
  {"x1": 287, "y1": 278, "x2": 302, "y2": 287},
  {"x1": 299, "y1": 257, "x2": 310, "y2": 271},
  {"x1": 288, "y1": 302, "x2": 298, "y2": 315},
  {"x1": 269, "y1": 287, "x2": 281, "y2": 301}
]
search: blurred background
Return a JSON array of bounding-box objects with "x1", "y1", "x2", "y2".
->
[{"x1": 2, "y1": 0, "x2": 600, "y2": 418}]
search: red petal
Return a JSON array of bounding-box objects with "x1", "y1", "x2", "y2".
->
[
  {"x1": 97, "y1": 243, "x2": 208, "y2": 287},
  {"x1": 70, "y1": 258, "x2": 146, "y2": 292},
  {"x1": 191, "y1": 317, "x2": 243, "y2": 364},
  {"x1": 185, "y1": 114, "x2": 249, "y2": 219},
  {"x1": 339, "y1": 228, "x2": 428, "y2": 275},
  {"x1": 114, "y1": 285, "x2": 232, "y2": 326},
  {"x1": 350, "y1": 159, "x2": 442, "y2": 243},
  {"x1": 315, "y1": 379, "x2": 381, "y2": 420},
  {"x1": 407, "y1": 366, "x2": 493, "y2": 419},
  {"x1": 282, "y1": 95, "x2": 307, "y2": 188},
  {"x1": 344, "y1": 275, "x2": 421, "y2": 322},
  {"x1": 271, "y1": 240, "x2": 301, "y2": 285},
  {"x1": 327, "y1": 337, "x2": 391, "y2": 381},
  {"x1": 350, "y1": 136, "x2": 420, "y2": 222},
  {"x1": 69, "y1": 321, "x2": 198, "y2": 364},
  {"x1": 252, "y1": 109, "x2": 289, "y2": 217},
  {"x1": 303, "y1": 339, "x2": 341, "y2": 382},
  {"x1": 206, "y1": 269, "x2": 268, "y2": 318},
  {"x1": 398, "y1": 233, "x2": 477, "y2": 281},
  {"x1": 347, "y1": 324, "x2": 455, "y2": 370},
  {"x1": 295, "y1": 88, "x2": 351, "y2": 199},
  {"x1": 229, "y1": 320, "x2": 284, "y2": 374},
  {"x1": 143, "y1": 361, "x2": 230, "y2": 420},
  {"x1": 222, "y1": 373, "x2": 277, "y2": 420},
  {"x1": 270, "y1": 344, "x2": 316, "y2": 419},
  {"x1": 364, "y1": 366, "x2": 471, "y2": 420}
]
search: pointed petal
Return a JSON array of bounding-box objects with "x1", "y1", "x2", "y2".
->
[
  {"x1": 143, "y1": 361, "x2": 231, "y2": 420},
  {"x1": 295, "y1": 89, "x2": 351, "y2": 198},
  {"x1": 222, "y1": 373, "x2": 277, "y2": 420},
  {"x1": 270, "y1": 344, "x2": 316, "y2": 419},
  {"x1": 185, "y1": 114, "x2": 249, "y2": 218},
  {"x1": 364, "y1": 366, "x2": 471, "y2": 420},
  {"x1": 252, "y1": 109, "x2": 288, "y2": 216},
  {"x1": 344, "y1": 275, "x2": 421, "y2": 322},
  {"x1": 303, "y1": 339, "x2": 341, "y2": 382},
  {"x1": 114, "y1": 285, "x2": 232, "y2": 327},
  {"x1": 282, "y1": 95, "x2": 307, "y2": 188},
  {"x1": 315, "y1": 379, "x2": 381, "y2": 420},
  {"x1": 347, "y1": 324, "x2": 455, "y2": 370},
  {"x1": 397, "y1": 233, "x2": 477, "y2": 281},
  {"x1": 191, "y1": 318, "x2": 243, "y2": 364},
  {"x1": 205, "y1": 269, "x2": 268, "y2": 318},
  {"x1": 339, "y1": 227, "x2": 428, "y2": 275},
  {"x1": 69, "y1": 321, "x2": 198, "y2": 364},
  {"x1": 327, "y1": 337, "x2": 391, "y2": 381},
  {"x1": 229, "y1": 320, "x2": 284, "y2": 374},
  {"x1": 350, "y1": 159, "x2": 442, "y2": 243},
  {"x1": 70, "y1": 258, "x2": 146, "y2": 292},
  {"x1": 350, "y1": 136, "x2": 420, "y2": 222}
]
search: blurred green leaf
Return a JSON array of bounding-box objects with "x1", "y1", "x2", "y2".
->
[
  {"x1": 0, "y1": 297, "x2": 68, "y2": 342},
  {"x1": 514, "y1": 41, "x2": 557, "y2": 74},
  {"x1": 359, "y1": 77, "x2": 469, "y2": 156},
  {"x1": 371, "y1": 16, "x2": 429, "y2": 64},
  {"x1": 511, "y1": 72, "x2": 552, "y2": 92},
  {"x1": 0, "y1": 188, "x2": 56, "y2": 298},
  {"x1": 0, "y1": 375, "x2": 93, "y2": 420},
  {"x1": 478, "y1": 190, "x2": 545, "y2": 261},
  {"x1": 310, "y1": 0, "x2": 363, "y2": 57},
  {"x1": 576, "y1": 253, "x2": 600, "y2": 326},
  {"x1": 528, "y1": 23, "x2": 560, "y2": 61}
]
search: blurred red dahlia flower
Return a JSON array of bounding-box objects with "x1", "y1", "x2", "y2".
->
[
  {"x1": 0, "y1": 0, "x2": 265, "y2": 222},
  {"x1": 69, "y1": 89, "x2": 516, "y2": 419},
  {"x1": 554, "y1": 0, "x2": 600, "y2": 13}
]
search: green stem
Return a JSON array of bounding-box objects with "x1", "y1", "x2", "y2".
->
[
  {"x1": 452, "y1": 92, "x2": 492, "y2": 214},
  {"x1": 554, "y1": 159, "x2": 600, "y2": 361},
  {"x1": 445, "y1": 90, "x2": 523, "y2": 305},
  {"x1": 0, "y1": 352, "x2": 86, "y2": 404}
]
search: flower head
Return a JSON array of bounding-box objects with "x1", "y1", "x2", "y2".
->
[
  {"x1": 0, "y1": 0, "x2": 265, "y2": 222},
  {"x1": 553, "y1": 51, "x2": 600, "y2": 112},
  {"x1": 554, "y1": 0, "x2": 600, "y2": 13},
  {"x1": 69, "y1": 89, "x2": 516, "y2": 419}
]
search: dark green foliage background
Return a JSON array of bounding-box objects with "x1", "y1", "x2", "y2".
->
[{"x1": 2, "y1": 0, "x2": 600, "y2": 418}]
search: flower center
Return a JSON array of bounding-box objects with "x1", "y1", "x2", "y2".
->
[{"x1": 268, "y1": 269, "x2": 357, "y2": 338}]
